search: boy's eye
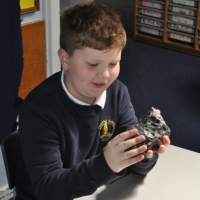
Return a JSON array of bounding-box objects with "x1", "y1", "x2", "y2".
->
[
  {"x1": 88, "y1": 63, "x2": 98, "y2": 67},
  {"x1": 109, "y1": 63, "x2": 117, "y2": 67}
]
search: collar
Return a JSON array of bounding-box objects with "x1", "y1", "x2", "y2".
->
[{"x1": 61, "y1": 69, "x2": 106, "y2": 109}]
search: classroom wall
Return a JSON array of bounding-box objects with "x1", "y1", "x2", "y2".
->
[{"x1": 60, "y1": 0, "x2": 93, "y2": 11}]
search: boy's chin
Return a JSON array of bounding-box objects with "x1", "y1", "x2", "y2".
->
[{"x1": 92, "y1": 93, "x2": 103, "y2": 98}]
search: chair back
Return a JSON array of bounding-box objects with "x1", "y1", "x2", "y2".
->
[{"x1": 1, "y1": 130, "x2": 21, "y2": 189}]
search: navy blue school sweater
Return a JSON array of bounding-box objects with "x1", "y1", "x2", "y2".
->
[{"x1": 16, "y1": 71, "x2": 158, "y2": 200}]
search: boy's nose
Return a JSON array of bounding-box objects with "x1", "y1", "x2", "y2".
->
[{"x1": 97, "y1": 66, "x2": 110, "y2": 79}]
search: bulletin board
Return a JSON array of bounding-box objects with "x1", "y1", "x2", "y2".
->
[
  {"x1": 18, "y1": 20, "x2": 46, "y2": 99},
  {"x1": 20, "y1": 0, "x2": 40, "y2": 15}
]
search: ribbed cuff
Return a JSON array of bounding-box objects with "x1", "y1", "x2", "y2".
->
[{"x1": 129, "y1": 152, "x2": 159, "y2": 176}]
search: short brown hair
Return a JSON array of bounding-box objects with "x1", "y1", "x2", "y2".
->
[{"x1": 60, "y1": 2, "x2": 126, "y2": 56}]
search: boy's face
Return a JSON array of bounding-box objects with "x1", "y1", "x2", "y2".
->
[{"x1": 59, "y1": 47, "x2": 121, "y2": 105}]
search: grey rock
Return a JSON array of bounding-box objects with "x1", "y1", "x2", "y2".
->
[{"x1": 127, "y1": 107, "x2": 170, "y2": 151}]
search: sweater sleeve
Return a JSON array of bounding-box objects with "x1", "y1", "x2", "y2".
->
[
  {"x1": 114, "y1": 84, "x2": 158, "y2": 176},
  {"x1": 19, "y1": 102, "x2": 123, "y2": 200}
]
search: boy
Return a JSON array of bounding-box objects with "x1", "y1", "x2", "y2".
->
[{"x1": 15, "y1": 2, "x2": 170, "y2": 200}]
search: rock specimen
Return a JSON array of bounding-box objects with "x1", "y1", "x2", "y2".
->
[{"x1": 127, "y1": 107, "x2": 170, "y2": 151}]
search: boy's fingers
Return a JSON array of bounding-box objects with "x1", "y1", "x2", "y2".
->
[
  {"x1": 163, "y1": 135, "x2": 170, "y2": 147},
  {"x1": 145, "y1": 150, "x2": 153, "y2": 158},
  {"x1": 111, "y1": 129, "x2": 138, "y2": 146},
  {"x1": 117, "y1": 135, "x2": 145, "y2": 152},
  {"x1": 121, "y1": 154, "x2": 144, "y2": 169},
  {"x1": 156, "y1": 145, "x2": 165, "y2": 154},
  {"x1": 121, "y1": 145, "x2": 147, "y2": 160},
  {"x1": 156, "y1": 109, "x2": 161, "y2": 114}
]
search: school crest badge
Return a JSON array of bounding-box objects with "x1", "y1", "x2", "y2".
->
[{"x1": 98, "y1": 120, "x2": 115, "y2": 142}]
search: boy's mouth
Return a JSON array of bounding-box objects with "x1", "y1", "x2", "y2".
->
[{"x1": 92, "y1": 82, "x2": 106, "y2": 88}]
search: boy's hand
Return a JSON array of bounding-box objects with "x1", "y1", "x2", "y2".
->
[
  {"x1": 145, "y1": 135, "x2": 170, "y2": 158},
  {"x1": 104, "y1": 129, "x2": 147, "y2": 173}
]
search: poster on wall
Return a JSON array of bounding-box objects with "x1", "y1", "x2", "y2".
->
[{"x1": 20, "y1": 0, "x2": 40, "y2": 15}]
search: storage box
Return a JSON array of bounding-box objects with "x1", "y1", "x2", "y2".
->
[
  {"x1": 167, "y1": 29, "x2": 194, "y2": 43},
  {"x1": 168, "y1": 3, "x2": 197, "y2": 16},
  {"x1": 137, "y1": 14, "x2": 164, "y2": 27},
  {"x1": 168, "y1": 12, "x2": 196, "y2": 25},
  {"x1": 138, "y1": 6, "x2": 164, "y2": 18},
  {"x1": 139, "y1": 0, "x2": 165, "y2": 10},
  {"x1": 169, "y1": 0, "x2": 198, "y2": 7},
  {"x1": 167, "y1": 21, "x2": 195, "y2": 33},
  {"x1": 137, "y1": 23, "x2": 163, "y2": 36}
]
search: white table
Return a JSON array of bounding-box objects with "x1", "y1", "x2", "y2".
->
[{"x1": 75, "y1": 145, "x2": 200, "y2": 200}]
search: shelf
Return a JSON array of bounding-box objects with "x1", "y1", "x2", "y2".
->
[{"x1": 134, "y1": 0, "x2": 200, "y2": 56}]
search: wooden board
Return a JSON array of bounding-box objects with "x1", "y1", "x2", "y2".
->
[{"x1": 18, "y1": 20, "x2": 46, "y2": 100}]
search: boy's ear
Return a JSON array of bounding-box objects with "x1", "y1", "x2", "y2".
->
[{"x1": 58, "y1": 48, "x2": 69, "y2": 70}]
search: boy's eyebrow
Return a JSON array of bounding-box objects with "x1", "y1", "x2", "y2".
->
[
  {"x1": 89, "y1": 59, "x2": 121, "y2": 62},
  {"x1": 111, "y1": 59, "x2": 121, "y2": 62}
]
